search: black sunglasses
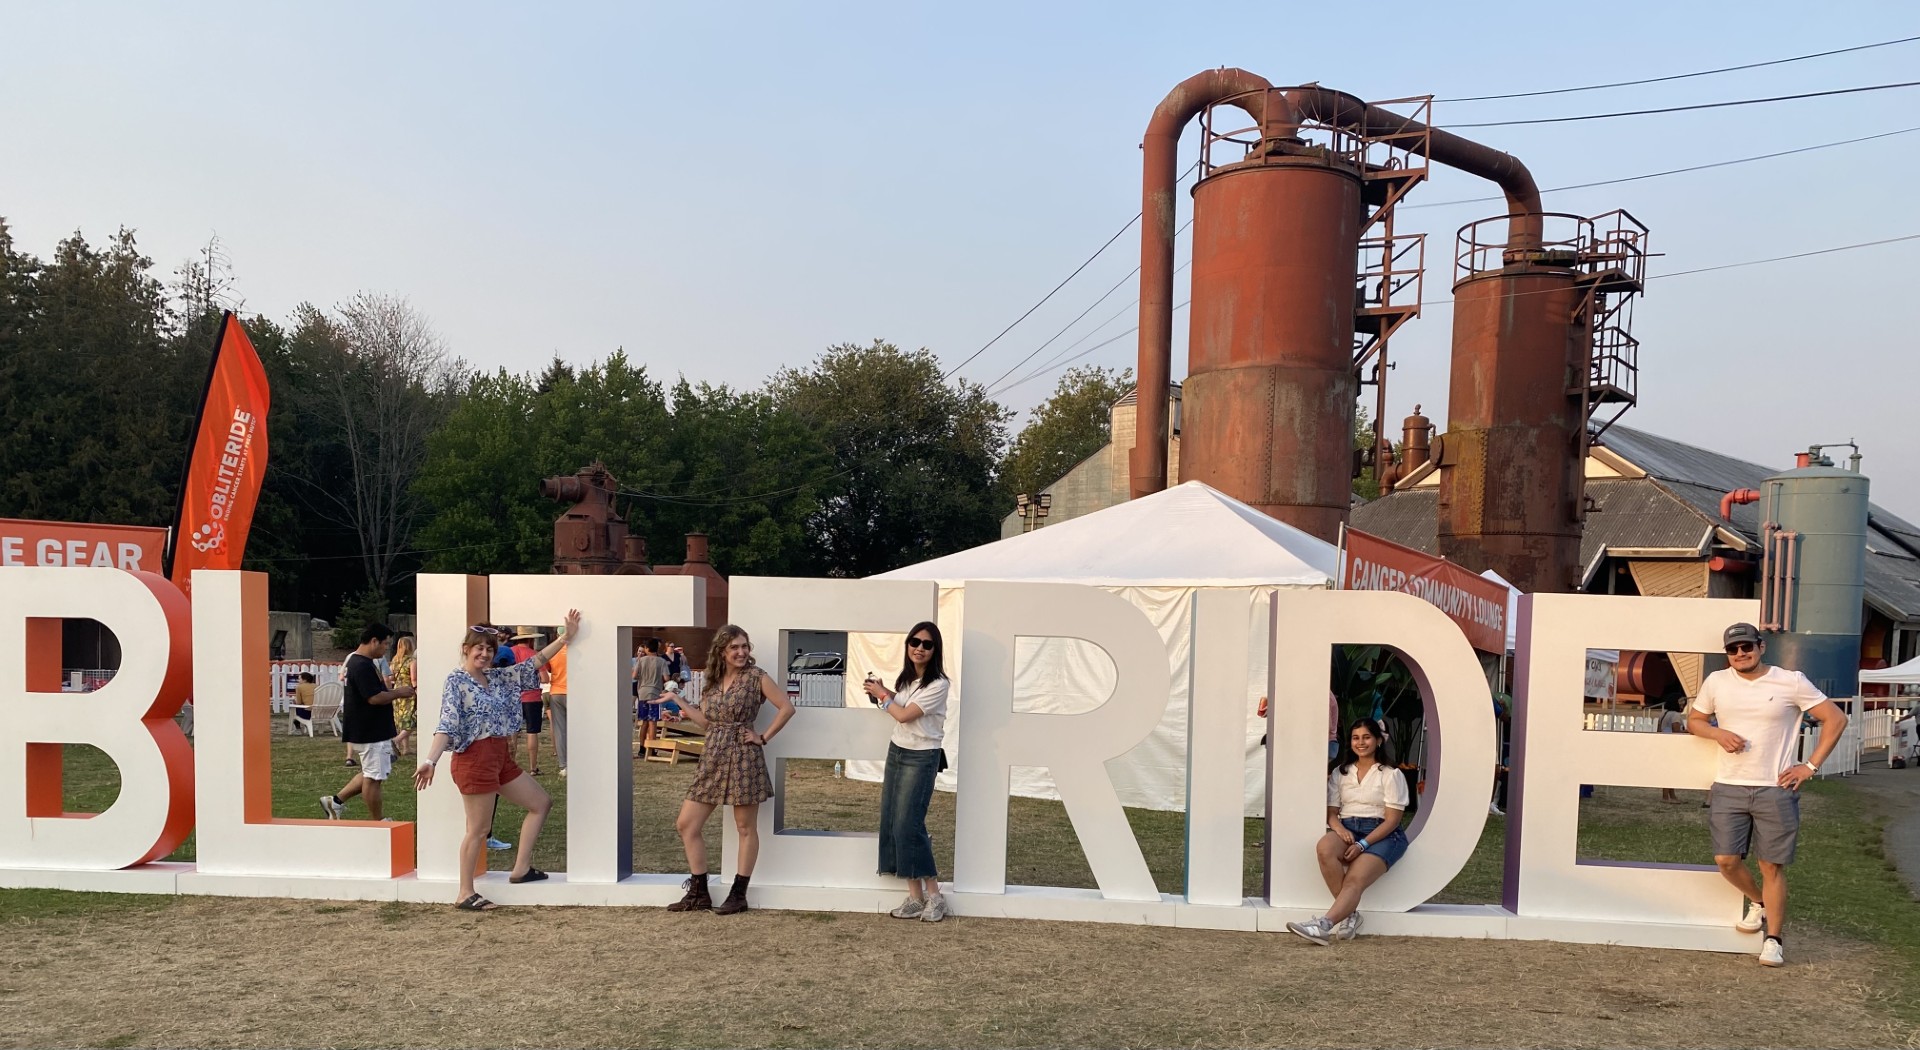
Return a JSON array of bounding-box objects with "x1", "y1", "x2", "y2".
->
[
  {"x1": 1725, "y1": 642, "x2": 1757, "y2": 655},
  {"x1": 906, "y1": 637, "x2": 936, "y2": 651}
]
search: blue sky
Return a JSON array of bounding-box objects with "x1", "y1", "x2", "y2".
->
[{"x1": 3, "y1": 1, "x2": 1916, "y2": 511}]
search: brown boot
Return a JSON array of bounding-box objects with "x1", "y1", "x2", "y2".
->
[
  {"x1": 713, "y1": 875, "x2": 751, "y2": 916},
  {"x1": 666, "y1": 875, "x2": 711, "y2": 912}
]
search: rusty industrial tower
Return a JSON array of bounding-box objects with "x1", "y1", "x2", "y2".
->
[{"x1": 1130, "y1": 69, "x2": 1646, "y2": 594}]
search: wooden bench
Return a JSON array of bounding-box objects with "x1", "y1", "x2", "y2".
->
[{"x1": 642, "y1": 721, "x2": 706, "y2": 765}]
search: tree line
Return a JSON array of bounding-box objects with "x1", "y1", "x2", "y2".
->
[{"x1": 0, "y1": 221, "x2": 1133, "y2": 620}]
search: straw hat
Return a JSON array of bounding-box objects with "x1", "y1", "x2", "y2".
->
[{"x1": 512, "y1": 626, "x2": 540, "y2": 642}]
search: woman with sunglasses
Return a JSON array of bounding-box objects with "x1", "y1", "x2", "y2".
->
[
  {"x1": 861, "y1": 621, "x2": 952, "y2": 922},
  {"x1": 414, "y1": 613, "x2": 579, "y2": 912},
  {"x1": 1286, "y1": 717, "x2": 1410, "y2": 945}
]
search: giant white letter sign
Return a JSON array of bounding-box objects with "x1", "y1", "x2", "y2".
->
[
  {"x1": 1508, "y1": 593, "x2": 1758, "y2": 934},
  {"x1": 1267, "y1": 590, "x2": 1494, "y2": 913},
  {"x1": 954, "y1": 581, "x2": 1168, "y2": 902},
  {"x1": 725, "y1": 576, "x2": 938, "y2": 896},
  {"x1": 1184, "y1": 588, "x2": 1268, "y2": 913},
  {"x1": 413, "y1": 574, "x2": 491, "y2": 884},
  {"x1": 0, "y1": 567, "x2": 194, "y2": 871},
  {"x1": 186, "y1": 570, "x2": 412, "y2": 890},
  {"x1": 489, "y1": 573, "x2": 704, "y2": 884}
]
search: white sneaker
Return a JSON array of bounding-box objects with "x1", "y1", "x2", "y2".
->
[
  {"x1": 559, "y1": 768, "x2": 568, "y2": 778},
  {"x1": 889, "y1": 896, "x2": 925, "y2": 919},
  {"x1": 920, "y1": 893, "x2": 949, "y2": 923},
  {"x1": 486, "y1": 837, "x2": 513, "y2": 851},
  {"x1": 1759, "y1": 937, "x2": 1785, "y2": 967},
  {"x1": 1286, "y1": 917, "x2": 1334, "y2": 946},
  {"x1": 1489, "y1": 802, "x2": 1504, "y2": 816},
  {"x1": 1334, "y1": 913, "x2": 1364, "y2": 941},
  {"x1": 319, "y1": 795, "x2": 344, "y2": 820},
  {"x1": 1736, "y1": 901, "x2": 1766, "y2": 933}
]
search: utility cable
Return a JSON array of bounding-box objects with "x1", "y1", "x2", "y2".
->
[
  {"x1": 979, "y1": 219, "x2": 1194, "y2": 392},
  {"x1": 1440, "y1": 33, "x2": 1920, "y2": 102},
  {"x1": 994, "y1": 232, "x2": 1920, "y2": 393},
  {"x1": 1446, "y1": 80, "x2": 1920, "y2": 128},
  {"x1": 1404, "y1": 125, "x2": 1920, "y2": 209},
  {"x1": 944, "y1": 160, "x2": 1200, "y2": 380}
]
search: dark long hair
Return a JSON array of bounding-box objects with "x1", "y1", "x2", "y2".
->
[
  {"x1": 894, "y1": 621, "x2": 946, "y2": 692},
  {"x1": 1331, "y1": 717, "x2": 1393, "y2": 775}
]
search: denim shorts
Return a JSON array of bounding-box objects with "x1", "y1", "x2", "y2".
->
[{"x1": 1341, "y1": 816, "x2": 1409, "y2": 869}]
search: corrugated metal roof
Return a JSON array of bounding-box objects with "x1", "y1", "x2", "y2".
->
[{"x1": 1348, "y1": 424, "x2": 1920, "y2": 621}]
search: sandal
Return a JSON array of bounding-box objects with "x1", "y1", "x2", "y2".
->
[
  {"x1": 509, "y1": 867, "x2": 549, "y2": 884},
  {"x1": 455, "y1": 893, "x2": 498, "y2": 911}
]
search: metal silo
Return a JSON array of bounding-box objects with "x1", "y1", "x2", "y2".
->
[{"x1": 1759, "y1": 449, "x2": 1870, "y2": 697}]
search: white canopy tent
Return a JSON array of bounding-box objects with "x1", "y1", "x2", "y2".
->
[
  {"x1": 1861, "y1": 656, "x2": 1920, "y2": 685},
  {"x1": 848, "y1": 481, "x2": 1338, "y2": 815}
]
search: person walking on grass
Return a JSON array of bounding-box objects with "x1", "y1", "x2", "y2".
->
[
  {"x1": 321, "y1": 624, "x2": 415, "y2": 821},
  {"x1": 862, "y1": 621, "x2": 952, "y2": 923},
  {"x1": 632, "y1": 637, "x2": 669, "y2": 759},
  {"x1": 414, "y1": 614, "x2": 580, "y2": 912},
  {"x1": 1690, "y1": 622, "x2": 1849, "y2": 967},
  {"x1": 1286, "y1": 717, "x2": 1411, "y2": 946},
  {"x1": 390, "y1": 635, "x2": 418, "y2": 757},
  {"x1": 547, "y1": 640, "x2": 570, "y2": 777},
  {"x1": 665, "y1": 625, "x2": 795, "y2": 916},
  {"x1": 510, "y1": 628, "x2": 547, "y2": 775}
]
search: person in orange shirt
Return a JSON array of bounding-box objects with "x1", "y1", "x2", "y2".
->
[{"x1": 547, "y1": 640, "x2": 570, "y2": 777}]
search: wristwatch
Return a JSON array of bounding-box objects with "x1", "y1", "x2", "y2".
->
[{"x1": 1803, "y1": 760, "x2": 1819, "y2": 773}]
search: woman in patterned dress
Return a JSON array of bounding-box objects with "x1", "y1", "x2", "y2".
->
[
  {"x1": 666, "y1": 624, "x2": 795, "y2": 915},
  {"x1": 389, "y1": 635, "x2": 417, "y2": 756},
  {"x1": 414, "y1": 611, "x2": 579, "y2": 911}
]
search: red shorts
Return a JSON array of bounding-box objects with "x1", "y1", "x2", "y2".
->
[{"x1": 449, "y1": 735, "x2": 524, "y2": 795}]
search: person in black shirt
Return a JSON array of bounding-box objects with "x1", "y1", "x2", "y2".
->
[{"x1": 321, "y1": 623, "x2": 416, "y2": 820}]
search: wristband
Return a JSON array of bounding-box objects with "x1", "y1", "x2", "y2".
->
[
  {"x1": 1803, "y1": 760, "x2": 1819, "y2": 773},
  {"x1": 1355, "y1": 839, "x2": 1369, "y2": 852}
]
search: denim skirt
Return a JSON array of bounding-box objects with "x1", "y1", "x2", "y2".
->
[
  {"x1": 878, "y1": 742, "x2": 941, "y2": 879},
  {"x1": 1341, "y1": 816, "x2": 1409, "y2": 868}
]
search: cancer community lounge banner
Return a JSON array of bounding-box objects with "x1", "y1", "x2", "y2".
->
[
  {"x1": 168, "y1": 311, "x2": 270, "y2": 593},
  {"x1": 1, "y1": 566, "x2": 1768, "y2": 955}
]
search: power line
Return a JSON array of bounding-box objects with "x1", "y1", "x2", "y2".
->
[
  {"x1": 940, "y1": 215, "x2": 1138, "y2": 381},
  {"x1": 1446, "y1": 80, "x2": 1920, "y2": 128},
  {"x1": 1404, "y1": 126, "x2": 1920, "y2": 209},
  {"x1": 979, "y1": 218, "x2": 1196, "y2": 393},
  {"x1": 988, "y1": 257, "x2": 1194, "y2": 397},
  {"x1": 944, "y1": 161, "x2": 1200, "y2": 381},
  {"x1": 993, "y1": 231, "x2": 1920, "y2": 394},
  {"x1": 1440, "y1": 34, "x2": 1920, "y2": 102}
]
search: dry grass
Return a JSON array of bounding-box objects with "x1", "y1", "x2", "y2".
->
[
  {"x1": 3, "y1": 894, "x2": 1915, "y2": 1049},
  {"x1": 10, "y1": 737, "x2": 1920, "y2": 1048}
]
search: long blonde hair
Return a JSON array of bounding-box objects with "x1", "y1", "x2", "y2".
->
[
  {"x1": 702, "y1": 625, "x2": 753, "y2": 699},
  {"x1": 391, "y1": 634, "x2": 416, "y2": 684}
]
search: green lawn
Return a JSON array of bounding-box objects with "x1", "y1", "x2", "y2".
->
[{"x1": 13, "y1": 732, "x2": 1920, "y2": 1021}]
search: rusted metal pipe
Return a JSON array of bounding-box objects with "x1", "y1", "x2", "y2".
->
[
  {"x1": 1721, "y1": 488, "x2": 1761, "y2": 522},
  {"x1": 1130, "y1": 68, "x2": 1274, "y2": 501},
  {"x1": 1282, "y1": 87, "x2": 1543, "y2": 250}
]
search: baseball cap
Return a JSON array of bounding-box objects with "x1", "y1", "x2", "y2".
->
[{"x1": 1723, "y1": 622, "x2": 1763, "y2": 648}]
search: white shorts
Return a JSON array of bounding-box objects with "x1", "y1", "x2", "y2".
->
[{"x1": 351, "y1": 740, "x2": 395, "y2": 781}]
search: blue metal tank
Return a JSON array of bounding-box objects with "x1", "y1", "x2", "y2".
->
[{"x1": 1760, "y1": 455, "x2": 1869, "y2": 697}]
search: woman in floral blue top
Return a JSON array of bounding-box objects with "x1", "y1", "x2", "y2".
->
[{"x1": 415, "y1": 610, "x2": 579, "y2": 911}]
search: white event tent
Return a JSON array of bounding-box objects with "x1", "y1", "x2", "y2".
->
[
  {"x1": 847, "y1": 480, "x2": 1338, "y2": 815},
  {"x1": 1860, "y1": 656, "x2": 1920, "y2": 686}
]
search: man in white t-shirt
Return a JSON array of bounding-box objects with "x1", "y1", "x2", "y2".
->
[{"x1": 1689, "y1": 622, "x2": 1849, "y2": 968}]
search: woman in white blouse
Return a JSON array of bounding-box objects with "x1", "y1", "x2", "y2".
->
[
  {"x1": 861, "y1": 621, "x2": 952, "y2": 923},
  {"x1": 1287, "y1": 717, "x2": 1411, "y2": 945}
]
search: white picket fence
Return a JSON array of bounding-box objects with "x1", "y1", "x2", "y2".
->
[{"x1": 792, "y1": 674, "x2": 847, "y2": 708}]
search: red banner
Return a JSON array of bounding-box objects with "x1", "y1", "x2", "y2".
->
[
  {"x1": 1339, "y1": 526, "x2": 1512, "y2": 653},
  {"x1": 169, "y1": 313, "x2": 270, "y2": 593},
  {"x1": 0, "y1": 518, "x2": 167, "y2": 571}
]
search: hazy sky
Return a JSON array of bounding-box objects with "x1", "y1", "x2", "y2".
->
[{"x1": 3, "y1": 2, "x2": 1916, "y2": 512}]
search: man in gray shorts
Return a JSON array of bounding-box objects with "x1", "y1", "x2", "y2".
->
[{"x1": 1689, "y1": 622, "x2": 1849, "y2": 967}]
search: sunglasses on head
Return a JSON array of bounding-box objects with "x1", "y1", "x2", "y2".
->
[
  {"x1": 907, "y1": 637, "x2": 936, "y2": 651},
  {"x1": 468, "y1": 625, "x2": 504, "y2": 637},
  {"x1": 1725, "y1": 641, "x2": 1757, "y2": 655}
]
